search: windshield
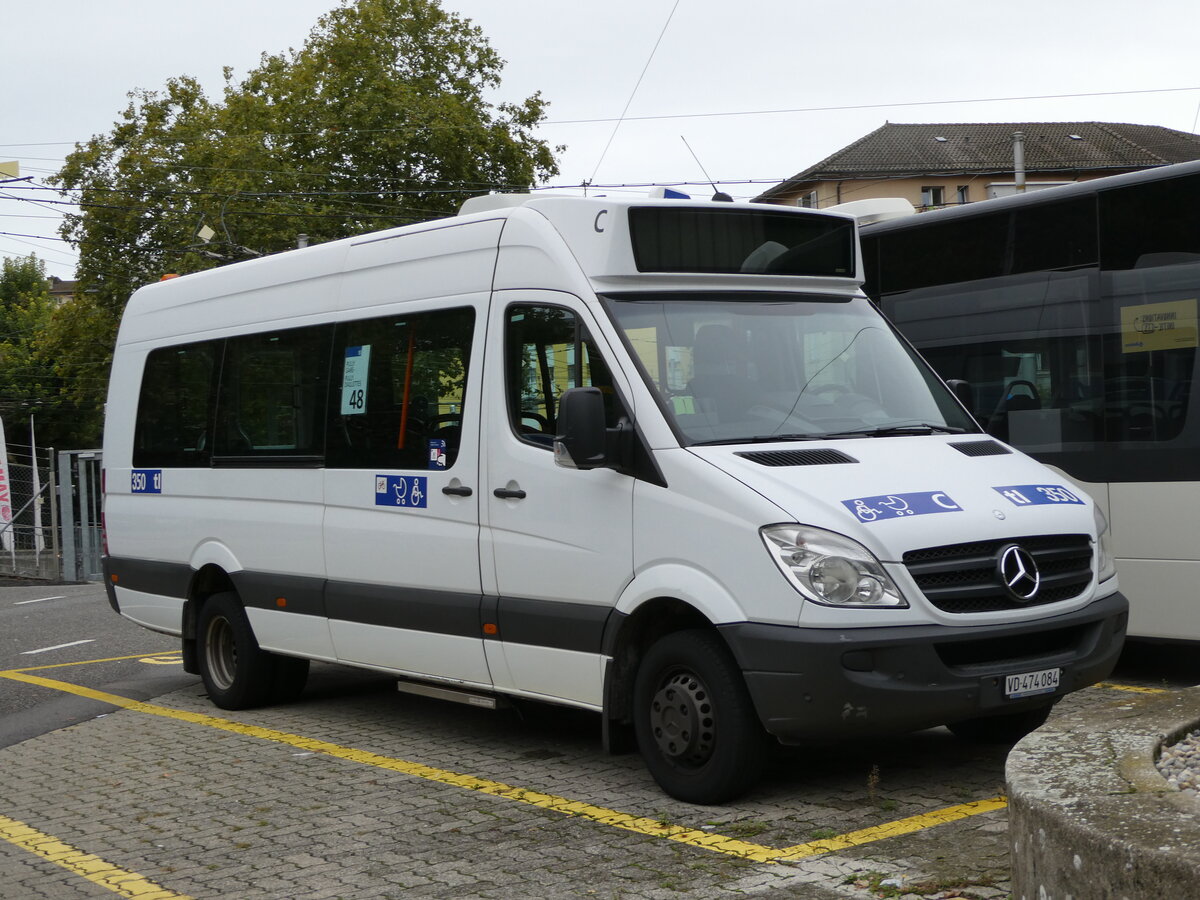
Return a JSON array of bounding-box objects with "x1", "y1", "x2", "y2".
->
[{"x1": 602, "y1": 293, "x2": 979, "y2": 444}]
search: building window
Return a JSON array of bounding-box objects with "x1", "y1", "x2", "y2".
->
[
  {"x1": 920, "y1": 186, "x2": 945, "y2": 209},
  {"x1": 798, "y1": 191, "x2": 818, "y2": 209},
  {"x1": 956, "y1": 185, "x2": 970, "y2": 205}
]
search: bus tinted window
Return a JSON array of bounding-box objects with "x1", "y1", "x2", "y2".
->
[
  {"x1": 1012, "y1": 198, "x2": 1097, "y2": 274},
  {"x1": 628, "y1": 207, "x2": 854, "y2": 276},
  {"x1": 214, "y1": 325, "x2": 330, "y2": 459},
  {"x1": 133, "y1": 341, "x2": 220, "y2": 468},
  {"x1": 868, "y1": 166, "x2": 1200, "y2": 482},
  {"x1": 327, "y1": 307, "x2": 474, "y2": 470},
  {"x1": 1100, "y1": 172, "x2": 1200, "y2": 270},
  {"x1": 875, "y1": 213, "x2": 1008, "y2": 293}
]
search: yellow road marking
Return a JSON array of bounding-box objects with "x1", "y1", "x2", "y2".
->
[
  {"x1": 1094, "y1": 682, "x2": 1168, "y2": 694},
  {"x1": 774, "y1": 797, "x2": 1007, "y2": 861},
  {"x1": 0, "y1": 814, "x2": 191, "y2": 900},
  {"x1": 8, "y1": 650, "x2": 181, "y2": 673},
  {"x1": 0, "y1": 668, "x2": 1006, "y2": 865},
  {"x1": 138, "y1": 656, "x2": 185, "y2": 666}
]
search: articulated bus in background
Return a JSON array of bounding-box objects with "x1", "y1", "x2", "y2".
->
[{"x1": 861, "y1": 160, "x2": 1200, "y2": 642}]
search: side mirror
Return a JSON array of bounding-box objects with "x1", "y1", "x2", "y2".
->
[
  {"x1": 945, "y1": 379, "x2": 974, "y2": 411},
  {"x1": 554, "y1": 387, "x2": 609, "y2": 470}
]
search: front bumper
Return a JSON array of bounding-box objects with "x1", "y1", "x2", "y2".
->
[{"x1": 720, "y1": 591, "x2": 1128, "y2": 743}]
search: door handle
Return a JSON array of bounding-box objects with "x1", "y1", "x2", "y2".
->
[
  {"x1": 493, "y1": 487, "x2": 527, "y2": 500},
  {"x1": 442, "y1": 485, "x2": 473, "y2": 497}
]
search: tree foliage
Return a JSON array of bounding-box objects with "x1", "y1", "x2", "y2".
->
[
  {"x1": 0, "y1": 255, "x2": 82, "y2": 448},
  {"x1": 48, "y1": 0, "x2": 560, "y2": 445}
]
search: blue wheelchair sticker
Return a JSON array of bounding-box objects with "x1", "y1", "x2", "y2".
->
[
  {"x1": 375, "y1": 475, "x2": 428, "y2": 509},
  {"x1": 131, "y1": 469, "x2": 162, "y2": 494},
  {"x1": 993, "y1": 484, "x2": 1084, "y2": 507},
  {"x1": 843, "y1": 491, "x2": 962, "y2": 524}
]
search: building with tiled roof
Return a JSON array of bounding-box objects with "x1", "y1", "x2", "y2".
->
[{"x1": 754, "y1": 121, "x2": 1200, "y2": 211}]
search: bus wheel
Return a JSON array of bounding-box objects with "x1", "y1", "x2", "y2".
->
[
  {"x1": 197, "y1": 592, "x2": 275, "y2": 710},
  {"x1": 633, "y1": 629, "x2": 767, "y2": 804},
  {"x1": 946, "y1": 705, "x2": 1052, "y2": 744}
]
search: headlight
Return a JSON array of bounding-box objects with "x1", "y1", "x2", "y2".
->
[
  {"x1": 761, "y1": 524, "x2": 907, "y2": 608},
  {"x1": 1094, "y1": 505, "x2": 1116, "y2": 583}
]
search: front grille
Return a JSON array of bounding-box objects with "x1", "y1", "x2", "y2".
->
[{"x1": 903, "y1": 534, "x2": 1093, "y2": 613}]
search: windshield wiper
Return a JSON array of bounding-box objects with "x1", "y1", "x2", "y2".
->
[
  {"x1": 822, "y1": 423, "x2": 969, "y2": 438},
  {"x1": 693, "y1": 433, "x2": 824, "y2": 446}
]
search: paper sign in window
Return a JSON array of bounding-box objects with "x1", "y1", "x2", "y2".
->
[
  {"x1": 341, "y1": 345, "x2": 371, "y2": 414},
  {"x1": 1121, "y1": 298, "x2": 1198, "y2": 354}
]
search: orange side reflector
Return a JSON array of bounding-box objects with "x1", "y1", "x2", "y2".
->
[
  {"x1": 483, "y1": 623, "x2": 498, "y2": 635},
  {"x1": 110, "y1": 574, "x2": 119, "y2": 584},
  {"x1": 276, "y1": 597, "x2": 287, "y2": 608}
]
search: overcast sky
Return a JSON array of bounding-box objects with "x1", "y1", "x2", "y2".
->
[{"x1": 4, "y1": 0, "x2": 1200, "y2": 279}]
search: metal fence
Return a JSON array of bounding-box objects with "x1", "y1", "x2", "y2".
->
[
  {"x1": 0, "y1": 442, "x2": 59, "y2": 580},
  {"x1": 1, "y1": 443, "x2": 102, "y2": 583},
  {"x1": 58, "y1": 449, "x2": 104, "y2": 582}
]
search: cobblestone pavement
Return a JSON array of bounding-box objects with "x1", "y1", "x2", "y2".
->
[{"x1": 0, "y1": 650, "x2": 1194, "y2": 900}]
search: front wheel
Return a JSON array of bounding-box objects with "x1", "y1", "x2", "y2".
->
[
  {"x1": 946, "y1": 704, "x2": 1052, "y2": 744},
  {"x1": 633, "y1": 629, "x2": 768, "y2": 804}
]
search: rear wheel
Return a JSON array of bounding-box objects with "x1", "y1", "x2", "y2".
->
[
  {"x1": 633, "y1": 629, "x2": 768, "y2": 804},
  {"x1": 946, "y1": 704, "x2": 1052, "y2": 744},
  {"x1": 197, "y1": 592, "x2": 277, "y2": 709}
]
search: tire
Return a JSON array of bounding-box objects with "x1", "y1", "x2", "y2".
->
[
  {"x1": 946, "y1": 704, "x2": 1052, "y2": 744},
  {"x1": 196, "y1": 592, "x2": 277, "y2": 710},
  {"x1": 633, "y1": 629, "x2": 768, "y2": 804}
]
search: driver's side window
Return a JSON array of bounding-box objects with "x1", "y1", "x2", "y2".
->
[{"x1": 505, "y1": 304, "x2": 620, "y2": 447}]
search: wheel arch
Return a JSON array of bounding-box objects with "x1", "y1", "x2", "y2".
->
[
  {"x1": 601, "y1": 566, "x2": 748, "y2": 754},
  {"x1": 180, "y1": 562, "x2": 241, "y2": 675}
]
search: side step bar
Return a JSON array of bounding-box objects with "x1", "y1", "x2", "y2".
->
[{"x1": 395, "y1": 678, "x2": 508, "y2": 710}]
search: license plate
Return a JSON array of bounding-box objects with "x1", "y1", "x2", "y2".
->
[{"x1": 1004, "y1": 667, "x2": 1061, "y2": 699}]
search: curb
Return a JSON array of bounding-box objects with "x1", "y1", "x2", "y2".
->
[{"x1": 1006, "y1": 686, "x2": 1200, "y2": 899}]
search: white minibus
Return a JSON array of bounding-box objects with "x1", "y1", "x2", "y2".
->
[{"x1": 102, "y1": 193, "x2": 1127, "y2": 803}]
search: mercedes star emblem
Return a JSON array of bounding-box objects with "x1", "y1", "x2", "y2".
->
[{"x1": 998, "y1": 544, "x2": 1041, "y2": 602}]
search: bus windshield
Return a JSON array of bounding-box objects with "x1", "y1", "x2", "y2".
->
[{"x1": 602, "y1": 292, "x2": 977, "y2": 445}]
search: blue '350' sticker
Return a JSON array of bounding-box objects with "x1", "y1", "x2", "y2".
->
[{"x1": 993, "y1": 484, "x2": 1084, "y2": 506}]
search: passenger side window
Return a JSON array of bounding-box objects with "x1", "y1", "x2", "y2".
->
[
  {"x1": 214, "y1": 325, "x2": 330, "y2": 460},
  {"x1": 133, "y1": 340, "x2": 220, "y2": 467},
  {"x1": 505, "y1": 305, "x2": 622, "y2": 447},
  {"x1": 326, "y1": 307, "x2": 475, "y2": 470}
]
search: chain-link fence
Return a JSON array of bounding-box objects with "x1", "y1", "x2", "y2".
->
[{"x1": 0, "y1": 441, "x2": 59, "y2": 581}]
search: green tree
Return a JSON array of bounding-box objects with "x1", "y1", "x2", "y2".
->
[
  {"x1": 49, "y1": 0, "x2": 560, "y2": 442},
  {"x1": 0, "y1": 256, "x2": 63, "y2": 445}
]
